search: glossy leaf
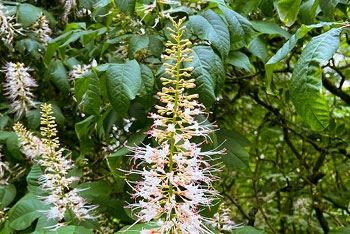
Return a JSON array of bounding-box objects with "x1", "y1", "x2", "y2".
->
[
  {"x1": 8, "y1": 193, "x2": 44, "y2": 231},
  {"x1": 75, "y1": 72, "x2": 101, "y2": 116},
  {"x1": 55, "y1": 225, "x2": 94, "y2": 234},
  {"x1": 185, "y1": 46, "x2": 225, "y2": 107},
  {"x1": 17, "y1": 3, "x2": 42, "y2": 27},
  {"x1": 217, "y1": 129, "x2": 251, "y2": 170},
  {"x1": 249, "y1": 35, "x2": 268, "y2": 63},
  {"x1": 219, "y1": 5, "x2": 256, "y2": 49},
  {"x1": 319, "y1": 0, "x2": 340, "y2": 21},
  {"x1": 0, "y1": 184, "x2": 16, "y2": 210},
  {"x1": 265, "y1": 22, "x2": 333, "y2": 92},
  {"x1": 251, "y1": 21, "x2": 290, "y2": 39},
  {"x1": 234, "y1": 226, "x2": 269, "y2": 234},
  {"x1": 128, "y1": 35, "x2": 149, "y2": 59},
  {"x1": 290, "y1": 28, "x2": 342, "y2": 130},
  {"x1": 277, "y1": 0, "x2": 302, "y2": 27},
  {"x1": 226, "y1": 51, "x2": 252, "y2": 72},
  {"x1": 49, "y1": 59, "x2": 70, "y2": 96},
  {"x1": 189, "y1": 10, "x2": 230, "y2": 58},
  {"x1": 106, "y1": 60, "x2": 141, "y2": 115}
]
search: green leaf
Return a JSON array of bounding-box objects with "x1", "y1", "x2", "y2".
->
[
  {"x1": 249, "y1": 35, "x2": 268, "y2": 63},
  {"x1": 116, "y1": 222, "x2": 159, "y2": 233},
  {"x1": 26, "y1": 109, "x2": 41, "y2": 130},
  {"x1": 299, "y1": 0, "x2": 319, "y2": 25},
  {"x1": 233, "y1": 226, "x2": 268, "y2": 233},
  {"x1": 0, "y1": 184, "x2": 16, "y2": 210},
  {"x1": 128, "y1": 35, "x2": 149, "y2": 60},
  {"x1": 251, "y1": 21, "x2": 290, "y2": 39},
  {"x1": 17, "y1": 3, "x2": 42, "y2": 27},
  {"x1": 140, "y1": 64, "x2": 155, "y2": 96},
  {"x1": 319, "y1": 0, "x2": 340, "y2": 21},
  {"x1": 15, "y1": 39, "x2": 45, "y2": 59},
  {"x1": 8, "y1": 193, "x2": 44, "y2": 231},
  {"x1": 329, "y1": 227, "x2": 350, "y2": 234},
  {"x1": 54, "y1": 225, "x2": 94, "y2": 234},
  {"x1": 106, "y1": 60, "x2": 141, "y2": 115},
  {"x1": 218, "y1": 5, "x2": 256, "y2": 50},
  {"x1": 185, "y1": 46, "x2": 225, "y2": 107},
  {"x1": 75, "y1": 72, "x2": 101, "y2": 116},
  {"x1": 226, "y1": 51, "x2": 252, "y2": 72},
  {"x1": 265, "y1": 22, "x2": 333, "y2": 92},
  {"x1": 3, "y1": 132, "x2": 23, "y2": 160},
  {"x1": 217, "y1": 129, "x2": 251, "y2": 170},
  {"x1": 277, "y1": 0, "x2": 302, "y2": 27},
  {"x1": 115, "y1": 0, "x2": 136, "y2": 14},
  {"x1": 76, "y1": 181, "x2": 112, "y2": 203},
  {"x1": 49, "y1": 59, "x2": 70, "y2": 95},
  {"x1": 290, "y1": 28, "x2": 342, "y2": 131},
  {"x1": 189, "y1": 10, "x2": 230, "y2": 58},
  {"x1": 26, "y1": 163, "x2": 44, "y2": 195}
]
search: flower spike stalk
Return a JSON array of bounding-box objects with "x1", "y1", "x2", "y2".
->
[{"x1": 124, "y1": 17, "x2": 225, "y2": 234}]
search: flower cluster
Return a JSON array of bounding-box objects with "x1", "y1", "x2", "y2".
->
[
  {"x1": 59, "y1": 0, "x2": 77, "y2": 23},
  {"x1": 207, "y1": 205, "x2": 239, "y2": 233},
  {"x1": 31, "y1": 14, "x2": 52, "y2": 45},
  {"x1": 0, "y1": 4, "x2": 24, "y2": 44},
  {"x1": 1, "y1": 62, "x2": 37, "y2": 118},
  {"x1": 14, "y1": 103, "x2": 97, "y2": 230},
  {"x1": 124, "y1": 17, "x2": 224, "y2": 233}
]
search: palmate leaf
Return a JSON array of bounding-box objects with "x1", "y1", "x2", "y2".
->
[
  {"x1": 185, "y1": 46, "x2": 225, "y2": 107},
  {"x1": 290, "y1": 28, "x2": 342, "y2": 131},
  {"x1": 189, "y1": 10, "x2": 230, "y2": 58},
  {"x1": 106, "y1": 60, "x2": 141, "y2": 116}
]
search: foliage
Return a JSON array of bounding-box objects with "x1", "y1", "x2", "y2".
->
[{"x1": 0, "y1": 0, "x2": 349, "y2": 233}]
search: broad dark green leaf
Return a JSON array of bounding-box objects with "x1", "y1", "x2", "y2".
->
[
  {"x1": 217, "y1": 129, "x2": 250, "y2": 170},
  {"x1": 299, "y1": 0, "x2": 319, "y2": 25},
  {"x1": 233, "y1": 226, "x2": 268, "y2": 234},
  {"x1": 106, "y1": 60, "x2": 141, "y2": 115},
  {"x1": 128, "y1": 35, "x2": 149, "y2": 60},
  {"x1": 219, "y1": 5, "x2": 256, "y2": 50},
  {"x1": 0, "y1": 184, "x2": 16, "y2": 210},
  {"x1": 277, "y1": 0, "x2": 302, "y2": 27},
  {"x1": 17, "y1": 3, "x2": 42, "y2": 27},
  {"x1": 54, "y1": 225, "x2": 94, "y2": 234},
  {"x1": 8, "y1": 193, "x2": 44, "y2": 231},
  {"x1": 251, "y1": 21, "x2": 290, "y2": 39},
  {"x1": 249, "y1": 35, "x2": 268, "y2": 63},
  {"x1": 290, "y1": 28, "x2": 342, "y2": 131},
  {"x1": 319, "y1": 0, "x2": 340, "y2": 21},
  {"x1": 3, "y1": 132, "x2": 23, "y2": 160},
  {"x1": 185, "y1": 46, "x2": 225, "y2": 107},
  {"x1": 265, "y1": 22, "x2": 334, "y2": 93},
  {"x1": 49, "y1": 59, "x2": 70, "y2": 95},
  {"x1": 15, "y1": 39, "x2": 44, "y2": 59},
  {"x1": 76, "y1": 181, "x2": 112, "y2": 203},
  {"x1": 226, "y1": 51, "x2": 251, "y2": 72},
  {"x1": 140, "y1": 64, "x2": 154, "y2": 96},
  {"x1": 116, "y1": 222, "x2": 159, "y2": 233},
  {"x1": 115, "y1": 0, "x2": 136, "y2": 14},
  {"x1": 26, "y1": 163, "x2": 44, "y2": 195},
  {"x1": 26, "y1": 109, "x2": 41, "y2": 130},
  {"x1": 75, "y1": 72, "x2": 101, "y2": 116},
  {"x1": 189, "y1": 10, "x2": 230, "y2": 58}
]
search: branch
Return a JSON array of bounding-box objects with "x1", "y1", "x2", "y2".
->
[{"x1": 322, "y1": 75, "x2": 350, "y2": 105}]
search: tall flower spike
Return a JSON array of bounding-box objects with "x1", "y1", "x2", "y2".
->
[
  {"x1": 14, "y1": 104, "x2": 98, "y2": 230},
  {"x1": 124, "y1": 17, "x2": 225, "y2": 234},
  {"x1": 2, "y1": 62, "x2": 37, "y2": 118},
  {"x1": 0, "y1": 4, "x2": 24, "y2": 44},
  {"x1": 31, "y1": 14, "x2": 52, "y2": 45}
]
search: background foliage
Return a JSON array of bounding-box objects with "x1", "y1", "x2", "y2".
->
[{"x1": 0, "y1": 0, "x2": 349, "y2": 233}]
